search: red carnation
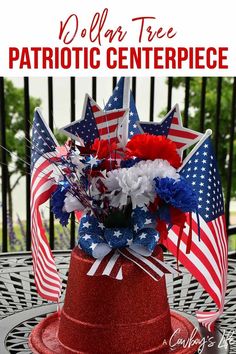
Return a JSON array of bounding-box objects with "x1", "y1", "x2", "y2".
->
[
  {"x1": 92, "y1": 138, "x2": 118, "y2": 159},
  {"x1": 125, "y1": 134, "x2": 181, "y2": 168}
]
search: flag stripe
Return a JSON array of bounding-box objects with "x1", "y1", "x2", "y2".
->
[
  {"x1": 32, "y1": 208, "x2": 58, "y2": 269},
  {"x1": 102, "y1": 252, "x2": 120, "y2": 276},
  {"x1": 169, "y1": 127, "x2": 200, "y2": 140},
  {"x1": 165, "y1": 230, "x2": 222, "y2": 306},
  {"x1": 87, "y1": 251, "x2": 123, "y2": 280},
  {"x1": 91, "y1": 104, "x2": 100, "y2": 113},
  {"x1": 31, "y1": 230, "x2": 61, "y2": 280},
  {"x1": 31, "y1": 110, "x2": 61, "y2": 302},
  {"x1": 109, "y1": 254, "x2": 124, "y2": 279},
  {"x1": 87, "y1": 258, "x2": 104, "y2": 276},
  {"x1": 171, "y1": 141, "x2": 186, "y2": 149},
  {"x1": 165, "y1": 136, "x2": 228, "y2": 331},
  {"x1": 32, "y1": 209, "x2": 61, "y2": 281},
  {"x1": 172, "y1": 116, "x2": 179, "y2": 125},
  {"x1": 178, "y1": 222, "x2": 222, "y2": 294},
  {"x1": 98, "y1": 124, "x2": 118, "y2": 136},
  {"x1": 95, "y1": 110, "x2": 125, "y2": 124},
  {"x1": 120, "y1": 248, "x2": 164, "y2": 281}
]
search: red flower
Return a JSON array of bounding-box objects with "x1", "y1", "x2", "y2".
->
[
  {"x1": 125, "y1": 134, "x2": 181, "y2": 168},
  {"x1": 92, "y1": 139, "x2": 118, "y2": 159}
]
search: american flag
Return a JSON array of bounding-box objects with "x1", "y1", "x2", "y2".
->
[
  {"x1": 138, "y1": 105, "x2": 203, "y2": 156},
  {"x1": 163, "y1": 134, "x2": 228, "y2": 331},
  {"x1": 60, "y1": 94, "x2": 127, "y2": 145},
  {"x1": 31, "y1": 109, "x2": 61, "y2": 302},
  {"x1": 105, "y1": 77, "x2": 141, "y2": 144}
]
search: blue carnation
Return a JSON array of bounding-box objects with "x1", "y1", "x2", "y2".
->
[
  {"x1": 51, "y1": 180, "x2": 70, "y2": 226},
  {"x1": 154, "y1": 177, "x2": 198, "y2": 213}
]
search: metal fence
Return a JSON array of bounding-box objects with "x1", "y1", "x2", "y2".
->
[{"x1": 0, "y1": 76, "x2": 236, "y2": 253}]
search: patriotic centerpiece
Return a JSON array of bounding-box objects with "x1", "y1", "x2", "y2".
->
[{"x1": 29, "y1": 78, "x2": 228, "y2": 354}]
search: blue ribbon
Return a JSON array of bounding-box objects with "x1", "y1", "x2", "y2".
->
[{"x1": 79, "y1": 207, "x2": 160, "y2": 259}]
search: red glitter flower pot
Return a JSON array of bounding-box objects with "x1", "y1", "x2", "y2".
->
[{"x1": 29, "y1": 246, "x2": 201, "y2": 353}]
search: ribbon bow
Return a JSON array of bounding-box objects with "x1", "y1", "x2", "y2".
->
[{"x1": 79, "y1": 207, "x2": 178, "y2": 281}]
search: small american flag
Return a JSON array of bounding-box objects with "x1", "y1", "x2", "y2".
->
[
  {"x1": 138, "y1": 105, "x2": 203, "y2": 156},
  {"x1": 163, "y1": 134, "x2": 228, "y2": 331},
  {"x1": 60, "y1": 94, "x2": 127, "y2": 145},
  {"x1": 31, "y1": 109, "x2": 61, "y2": 302},
  {"x1": 105, "y1": 77, "x2": 142, "y2": 143}
]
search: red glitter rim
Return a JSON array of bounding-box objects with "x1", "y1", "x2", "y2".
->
[{"x1": 29, "y1": 310, "x2": 201, "y2": 354}]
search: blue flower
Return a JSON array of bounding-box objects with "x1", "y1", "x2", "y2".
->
[
  {"x1": 154, "y1": 177, "x2": 198, "y2": 213},
  {"x1": 51, "y1": 180, "x2": 71, "y2": 226}
]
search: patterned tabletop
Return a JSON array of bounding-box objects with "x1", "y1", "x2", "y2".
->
[{"x1": 0, "y1": 251, "x2": 235, "y2": 354}]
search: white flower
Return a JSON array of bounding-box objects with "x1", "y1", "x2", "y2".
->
[
  {"x1": 63, "y1": 193, "x2": 85, "y2": 212},
  {"x1": 104, "y1": 159, "x2": 180, "y2": 208}
]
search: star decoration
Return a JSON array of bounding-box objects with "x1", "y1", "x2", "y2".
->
[
  {"x1": 114, "y1": 230, "x2": 122, "y2": 238},
  {"x1": 137, "y1": 104, "x2": 203, "y2": 158},
  {"x1": 60, "y1": 94, "x2": 128, "y2": 146},
  {"x1": 59, "y1": 94, "x2": 99, "y2": 144},
  {"x1": 98, "y1": 222, "x2": 105, "y2": 230},
  {"x1": 82, "y1": 234, "x2": 91, "y2": 241},
  {"x1": 83, "y1": 221, "x2": 91, "y2": 228},
  {"x1": 86, "y1": 155, "x2": 99, "y2": 169},
  {"x1": 126, "y1": 238, "x2": 133, "y2": 246},
  {"x1": 89, "y1": 242, "x2": 97, "y2": 251},
  {"x1": 144, "y1": 218, "x2": 152, "y2": 225},
  {"x1": 139, "y1": 233, "x2": 147, "y2": 239}
]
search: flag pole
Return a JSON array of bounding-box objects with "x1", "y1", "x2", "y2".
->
[
  {"x1": 178, "y1": 129, "x2": 212, "y2": 171},
  {"x1": 122, "y1": 77, "x2": 131, "y2": 145}
]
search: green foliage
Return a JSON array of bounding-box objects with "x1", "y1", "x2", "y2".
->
[
  {"x1": 54, "y1": 129, "x2": 67, "y2": 145},
  {"x1": 4, "y1": 79, "x2": 41, "y2": 176},
  {"x1": 162, "y1": 78, "x2": 236, "y2": 199},
  {"x1": 3, "y1": 79, "x2": 67, "y2": 181}
]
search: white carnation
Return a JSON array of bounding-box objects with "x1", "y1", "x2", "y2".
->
[
  {"x1": 63, "y1": 193, "x2": 85, "y2": 212},
  {"x1": 104, "y1": 159, "x2": 180, "y2": 208}
]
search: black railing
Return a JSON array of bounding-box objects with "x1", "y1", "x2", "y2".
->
[
  {"x1": 24, "y1": 77, "x2": 31, "y2": 251},
  {"x1": 0, "y1": 77, "x2": 7, "y2": 252},
  {"x1": 0, "y1": 77, "x2": 236, "y2": 252}
]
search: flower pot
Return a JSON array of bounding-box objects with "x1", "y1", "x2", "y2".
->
[{"x1": 29, "y1": 246, "x2": 201, "y2": 353}]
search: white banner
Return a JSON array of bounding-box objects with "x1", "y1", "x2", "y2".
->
[{"x1": 0, "y1": 0, "x2": 234, "y2": 76}]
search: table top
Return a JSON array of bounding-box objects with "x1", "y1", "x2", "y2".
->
[{"x1": 0, "y1": 251, "x2": 235, "y2": 354}]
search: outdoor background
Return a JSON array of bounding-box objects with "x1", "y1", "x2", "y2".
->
[{"x1": 0, "y1": 77, "x2": 235, "y2": 253}]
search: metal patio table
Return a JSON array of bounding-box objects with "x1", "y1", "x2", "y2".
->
[{"x1": 0, "y1": 251, "x2": 235, "y2": 354}]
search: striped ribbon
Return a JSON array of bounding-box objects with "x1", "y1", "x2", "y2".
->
[{"x1": 87, "y1": 247, "x2": 179, "y2": 281}]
